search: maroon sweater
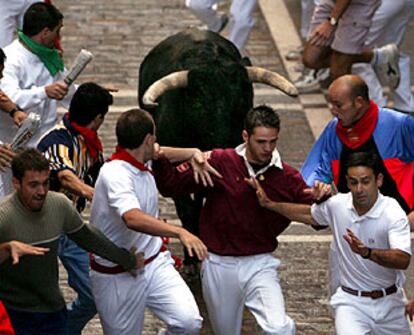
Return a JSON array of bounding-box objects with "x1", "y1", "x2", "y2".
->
[{"x1": 153, "y1": 149, "x2": 312, "y2": 256}]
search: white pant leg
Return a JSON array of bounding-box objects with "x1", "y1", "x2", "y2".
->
[
  {"x1": 146, "y1": 252, "x2": 202, "y2": 335},
  {"x1": 90, "y1": 271, "x2": 147, "y2": 335},
  {"x1": 228, "y1": 0, "x2": 257, "y2": 51},
  {"x1": 301, "y1": 0, "x2": 316, "y2": 39},
  {"x1": 201, "y1": 255, "x2": 245, "y2": 335},
  {"x1": 244, "y1": 255, "x2": 295, "y2": 335},
  {"x1": 391, "y1": 53, "x2": 414, "y2": 112},
  {"x1": 186, "y1": 0, "x2": 223, "y2": 32},
  {"x1": 332, "y1": 287, "x2": 411, "y2": 335},
  {"x1": 352, "y1": 0, "x2": 414, "y2": 110}
]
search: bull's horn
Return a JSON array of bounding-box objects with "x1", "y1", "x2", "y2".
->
[
  {"x1": 142, "y1": 70, "x2": 189, "y2": 107},
  {"x1": 246, "y1": 66, "x2": 298, "y2": 97}
]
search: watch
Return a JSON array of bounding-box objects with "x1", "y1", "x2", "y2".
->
[
  {"x1": 361, "y1": 247, "x2": 372, "y2": 259},
  {"x1": 329, "y1": 17, "x2": 338, "y2": 27}
]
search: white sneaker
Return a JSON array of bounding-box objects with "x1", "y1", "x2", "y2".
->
[
  {"x1": 294, "y1": 68, "x2": 329, "y2": 93},
  {"x1": 285, "y1": 46, "x2": 304, "y2": 61},
  {"x1": 373, "y1": 44, "x2": 400, "y2": 89}
]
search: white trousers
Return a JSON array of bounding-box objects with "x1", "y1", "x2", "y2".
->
[
  {"x1": 185, "y1": 0, "x2": 257, "y2": 51},
  {"x1": 0, "y1": 0, "x2": 39, "y2": 48},
  {"x1": 91, "y1": 251, "x2": 202, "y2": 335},
  {"x1": 201, "y1": 252, "x2": 295, "y2": 335},
  {"x1": 331, "y1": 287, "x2": 411, "y2": 335},
  {"x1": 352, "y1": 0, "x2": 414, "y2": 112}
]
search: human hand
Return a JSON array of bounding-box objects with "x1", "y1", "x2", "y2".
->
[
  {"x1": 245, "y1": 177, "x2": 272, "y2": 209},
  {"x1": 45, "y1": 81, "x2": 69, "y2": 100},
  {"x1": 308, "y1": 21, "x2": 335, "y2": 46},
  {"x1": 0, "y1": 90, "x2": 15, "y2": 112},
  {"x1": 0, "y1": 241, "x2": 49, "y2": 265},
  {"x1": 190, "y1": 149, "x2": 222, "y2": 187},
  {"x1": 405, "y1": 299, "x2": 414, "y2": 322},
  {"x1": 12, "y1": 110, "x2": 28, "y2": 127},
  {"x1": 0, "y1": 144, "x2": 14, "y2": 171},
  {"x1": 178, "y1": 229, "x2": 208, "y2": 261},
  {"x1": 304, "y1": 181, "x2": 332, "y2": 200},
  {"x1": 343, "y1": 228, "x2": 369, "y2": 257},
  {"x1": 128, "y1": 247, "x2": 145, "y2": 277}
]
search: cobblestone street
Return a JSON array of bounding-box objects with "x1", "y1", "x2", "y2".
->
[{"x1": 52, "y1": 0, "x2": 414, "y2": 334}]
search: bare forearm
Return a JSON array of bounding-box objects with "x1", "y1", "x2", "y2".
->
[
  {"x1": 265, "y1": 201, "x2": 317, "y2": 226},
  {"x1": 160, "y1": 146, "x2": 198, "y2": 163},
  {"x1": 331, "y1": 0, "x2": 351, "y2": 20},
  {"x1": 123, "y1": 208, "x2": 182, "y2": 238},
  {"x1": 0, "y1": 243, "x2": 10, "y2": 263},
  {"x1": 369, "y1": 249, "x2": 410, "y2": 270},
  {"x1": 58, "y1": 169, "x2": 94, "y2": 200}
]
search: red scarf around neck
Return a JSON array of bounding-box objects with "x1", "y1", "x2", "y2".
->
[
  {"x1": 68, "y1": 114, "x2": 103, "y2": 159},
  {"x1": 109, "y1": 145, "x2": 151, "y2": 172},
  {"x1": 335, "y1": 100, "x2": 379, "y2": 149}
]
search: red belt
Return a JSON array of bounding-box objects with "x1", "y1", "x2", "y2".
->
[
  {"x1": 342, "y1": 284, "x2": 397, "y2": 300},
  {"x1": 90, "y1": 245, "x2": 167, "y2": 275}
]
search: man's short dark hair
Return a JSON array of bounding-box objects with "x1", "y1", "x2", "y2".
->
[
  {"x1": 12, "y1": 149, "x2": 50, "y2": 181},
  {"x1": 349, "y1": 77, "x2": 370, "y2": 103},
  {"x1": 345, "y1": 151, "x2": 380, "y2": 177},
  {"x1": 0, "y1": 48, "x2": 5, "y2": 66},
  {"x1": 22, "y1": 2, "x2": 63, "y2": 36},
  {"x1": 244, "y1": 105, "x2": 280, "y2": 135},
  {"x1": 69, "y1": 82, "x2": 113, "y2": 126},
  {"x1": 116, "y1": 109, "x2": 154, "y2": 149}
]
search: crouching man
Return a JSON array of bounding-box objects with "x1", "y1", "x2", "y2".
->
[
  {"x1": 248, "y1": 151, "x2": 411, "y2": 335},
  {"x1": 0, "y1": 149, "x2": 141, "y2": 335}
]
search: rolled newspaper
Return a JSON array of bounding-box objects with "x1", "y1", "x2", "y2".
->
[
  {"x1": 11, "y1": 113, "x2": 41, "y2": 151},
  {"x1": 64, "y1": 49, "x2": 94, "y2": 86}
]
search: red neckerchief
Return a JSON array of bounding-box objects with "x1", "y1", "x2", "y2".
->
[
  {"x1": 67, "y1": 114, "x2": 103, "y2": 159},
  {"x1": 109, "y1": 145, "x2": 151, "y2": 173},
  {"x1": 336, "y1": 100, "x2": 379, "y2": 149}
]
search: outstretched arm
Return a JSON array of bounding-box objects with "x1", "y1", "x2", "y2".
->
[
  {"x1": 245, "y1": 177, "x2": 319, "y2": 226},
  {"x1": 343, "y1": 228, "x2": 411, "y2": 270},
  {"x1": 123, "y1": 208, "x2": 208, "y2": 261}
]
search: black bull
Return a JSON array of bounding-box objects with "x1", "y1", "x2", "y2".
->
[{"x1": 138, "y1": 28, "x2": 297, "y2": 264}]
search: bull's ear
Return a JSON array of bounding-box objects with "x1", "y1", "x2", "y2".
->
[{"x1": 240, "y1": 57, "x2": 252, "y2": 67}]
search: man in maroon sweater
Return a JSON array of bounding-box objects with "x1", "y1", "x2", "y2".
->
[{"x1": 153, "y1": 105, "x2": 326, "y2": 335}]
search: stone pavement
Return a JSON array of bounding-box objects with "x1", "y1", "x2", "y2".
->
[{"x1": 53, "y1": 0, "x2": 413, "y2": 334}]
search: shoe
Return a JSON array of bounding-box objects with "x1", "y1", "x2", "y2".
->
[
  {"x1": 285, "y1": 46, "x2": 304, "y2": 61},
  {"x1": 217, "y1": 14, "x2": 228, "y2": 33},
  {"x1": 294, "y1": 68, "x2": 330, "y2": 94},
  {"x1": 373, "y1": 44, "x2": 400, "y2": 90}
]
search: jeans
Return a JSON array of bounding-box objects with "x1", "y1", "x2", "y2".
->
[
  {"x1": 59, "y1": 235, "x2": 97, "y2": 335},
  {"x1": 6, "y1": 307, "x2": 68, "y2": 335}
]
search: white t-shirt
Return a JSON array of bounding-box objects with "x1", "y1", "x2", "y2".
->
[
  {"x1": 311, "y1": 192, "x2": 411, "y2": 290},
  {"x1": 90, "y1": 160, "x2": 163, "y2": 267}
]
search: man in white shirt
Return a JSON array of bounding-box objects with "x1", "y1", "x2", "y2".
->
[
  {"x1": 0, "y1": 2, "x2": 75, "y2": 148},
  {"x1": 90, "y1": 108, "x2": 209, "y2": 335},
  {"x1": 248, "y1": 151, "x2": 412, "y2": 335}
]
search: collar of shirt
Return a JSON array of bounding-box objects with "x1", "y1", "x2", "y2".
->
[
  {"x1": 235, "y1": 143, "x2": 283, "y2": 177},
  {"x1": 346, "y1": 192, "x2": 384, "y2": 221}
]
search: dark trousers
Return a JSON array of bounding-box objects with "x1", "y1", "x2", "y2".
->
[{"x1": 6, "y1": 307, "x2": 67, "y2": 335}]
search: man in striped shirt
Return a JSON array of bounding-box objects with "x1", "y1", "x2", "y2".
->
[{"x1": 37, "y1": 82, "x2": 112, "y2": 335}]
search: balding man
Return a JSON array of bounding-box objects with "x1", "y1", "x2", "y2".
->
[{"x1": 301, "y1": 74, "x2": 414, "y2": 294}]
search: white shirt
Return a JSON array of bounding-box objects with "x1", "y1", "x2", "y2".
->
[
  {"x1": 90, "y1": 160, "x2": 163, "y2": 266},
  {"x1": 311, "y1": 192, "x2": 411, "y2": 291},
  {"x1": 0, "y1": 39, "x2": 75, "y2": 146}
]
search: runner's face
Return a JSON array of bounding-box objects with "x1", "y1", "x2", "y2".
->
[
  {"x1": 346, "y1": 166, "x2": 382, "y2": 215},
  {"x1": 42, "y1": 20, "x2": 63, "y2": 48},
  {"x1": 13, "y1": 170, "x2": 50, "y2": 212},
  {"x1": 328, "y1": 82, "x2": 360, "y2": 128},
  {"x1": 243, "y1": 126, "x2": 279, "y2": 165}
]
